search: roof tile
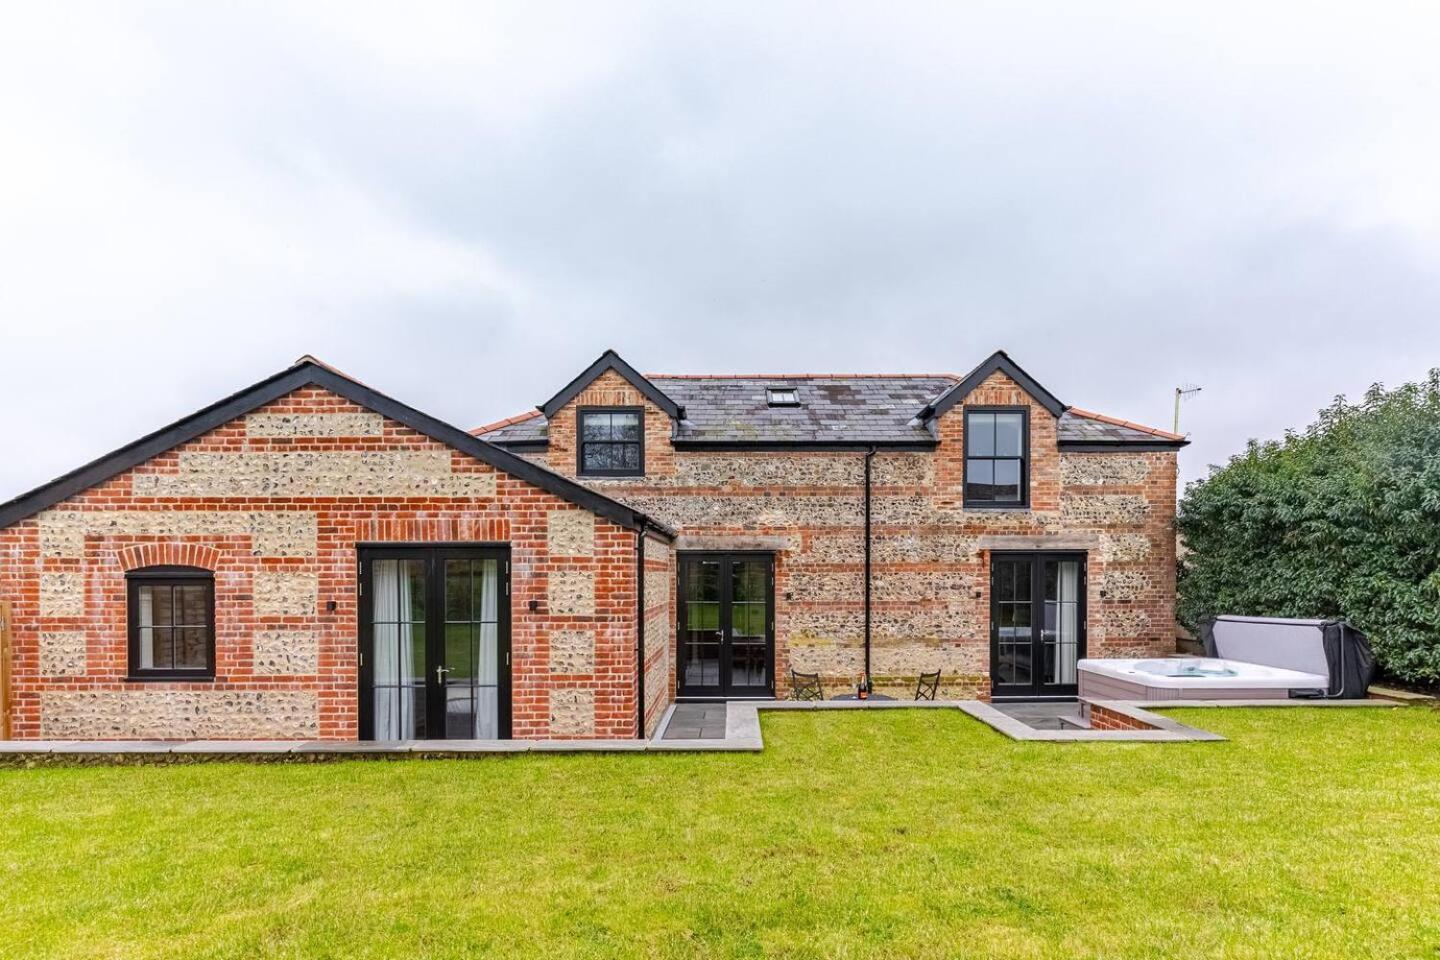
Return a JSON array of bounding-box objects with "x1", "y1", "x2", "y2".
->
[{"x1": 477, "y1": 375, "x2": 1185, "y2": 448}]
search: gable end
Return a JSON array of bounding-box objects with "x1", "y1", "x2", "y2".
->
[
  {"x1": 540, "y1": 350, "x2": 684, "y2": 421},
  {"x1": 920, "y1": 350, "x2": 1066, "y2": 421},
  {"x1": 0, "y1": 360, "x2": 674, "y2": 538}
]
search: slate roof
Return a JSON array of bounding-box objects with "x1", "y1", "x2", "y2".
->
[
  {"x1": 477, "y1": 375, "x2": 1186, "y2": 448},
  {"x1": 471, "y1": 409, "x2": 549, "y2": 443},
  {"x1": 664, "y1": 376, "x2": 953, "y2": 445},
  {"x1": 1059, "y1": 408, "x2": 1187, "y2": 444}
]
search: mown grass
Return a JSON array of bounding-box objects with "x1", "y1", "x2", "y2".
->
[{"x1": 2, "y1": 707, "x2": 1439, "y2": 959}]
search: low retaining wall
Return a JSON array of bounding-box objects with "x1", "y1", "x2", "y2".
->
[{"x1": 1085, "y1": 702, "x2": 1157, "y2": 731}]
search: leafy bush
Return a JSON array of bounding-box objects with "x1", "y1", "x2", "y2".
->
[{"x1": 1177, "y1": 370, "x2": 1440, "y2": 684}]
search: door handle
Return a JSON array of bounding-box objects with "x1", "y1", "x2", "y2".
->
[{"x1": 435, "y1": 665, "x2": 450, "y2": 683}]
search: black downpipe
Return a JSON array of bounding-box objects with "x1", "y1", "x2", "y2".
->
[
  {"x1": 863, "y1": 446, "x2": 876, "y2": 693},
  {"x1": 636, "y1": 523, "x2": 646, "y2": 738}
]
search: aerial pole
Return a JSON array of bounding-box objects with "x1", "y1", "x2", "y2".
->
[{"x1": 1173, "y1": 383, "x2": 1202, "y2": 434}]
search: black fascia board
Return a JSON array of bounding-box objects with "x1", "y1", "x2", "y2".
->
[
  {"x1": 670, "y1": 439, "x2": 937, "y2": 451},
  {"x1": 919, "y1": 350, "x2": 1066, "y2": 421},
  {"x1": 493, "y1": 438, "x2": 943, "y2": 452},
  {"x1": 1057, "y1": 439, "x2": 1190, "y2": 452},
  {"x1": 0, "y1": 360, "x2": 676, "y2": 540},
  {"x1": 538, "y1": 349, "x2": 684, "y2": 421},
  {"x1": 487, "y1": 440, "x2": 550, "y2": 453}
]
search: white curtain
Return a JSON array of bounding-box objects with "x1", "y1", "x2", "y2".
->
[
  {"x1": 372, "y1": 557, "x2": 499, "y2": 740},
  {"x1": 1055, "y1": 561, "x2": 1079, "y2": 685},
  {"x1": 372, "y1": 560, "x2": 418, "y2": 740},
  {"x1": 137, "y1": 586, "x2": 156, "y2": 669},
  {"x1": 474, "y1": 559, "x2": 499, "y2": 739}
]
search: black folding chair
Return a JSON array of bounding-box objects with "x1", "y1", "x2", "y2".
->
[
  {"x1": 915, "y1": 670, "x2": 941, "y2": 701},
  {"x1": 790, "y1": 669, "x2": 824, "y2": 701}
]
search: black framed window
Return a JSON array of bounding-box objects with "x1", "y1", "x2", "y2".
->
[
  {"x1": 577, "y1": 407, "x2": 644, "y2": 477},
  {"x1": 126, "y1": 566, "x2": 215, "y2": 679},
  {"x1": 964, "y1": 408, "x2": 1028, "y2": 507}
]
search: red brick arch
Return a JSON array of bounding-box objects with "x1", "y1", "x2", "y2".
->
[{"x1": 117, "y1": 543, "x2": 221, "y2": 572}]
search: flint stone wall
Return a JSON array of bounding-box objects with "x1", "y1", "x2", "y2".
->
[
  {"x1": 40, "y1": 691, "x2": 320, "y2": 739},
  {"x1": 549, "y1": 630, "x2": 596, "y2": 674},
  {"x1": 549, "y1": 689, "x2": 596, "y2": 737},
  {"x1": 132, "y1": 452, "x2": 497, "y2": 499},
  {"x1": 253, "y1": 631, "x2": 319, "y2": 675}
]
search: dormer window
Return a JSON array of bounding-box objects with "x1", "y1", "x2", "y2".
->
[
  {"x1": 577, "y1": 407, "x2": 644, "y2": 477},
  {"x1": 964, "y1": 408, "x2": 1029, "y2": 507},
  {"x1": 766, "y1": 388, "x2": 800, "y2": 407}
]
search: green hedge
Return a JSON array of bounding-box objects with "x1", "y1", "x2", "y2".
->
[{"x1": 1177, "y1": 370, "x2": 1440, "y2": 684}]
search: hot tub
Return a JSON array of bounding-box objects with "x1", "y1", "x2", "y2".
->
[{"x1": 1077, "y1": 657, "x2": 1329, "y2": 701}]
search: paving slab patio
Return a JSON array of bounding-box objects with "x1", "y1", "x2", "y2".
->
[
  {"x1": 993, "y1": 701, "x2": 1090, "y2": 730},
  {"x1": 660, "y1": 703, "x2": 729, "y2": 740}
]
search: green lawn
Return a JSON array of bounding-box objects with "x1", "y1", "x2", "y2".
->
[{"x1": 3, "y1": 708, "x2": 1440, "y2": 959}]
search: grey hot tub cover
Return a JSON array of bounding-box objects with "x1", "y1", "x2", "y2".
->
[{"x1": 1197, "y1": 615, "x2": 1376, "y2": 699}]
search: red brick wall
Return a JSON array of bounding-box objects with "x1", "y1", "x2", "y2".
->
[
  {"x1": 1087, "y1": 702, "x2": 1157, "y2": 731},
  {"x1": 0, "y1": 387, "x2": 643, "y2": 740}
]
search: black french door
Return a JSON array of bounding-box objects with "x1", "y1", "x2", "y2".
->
[
  {"x1": 990, "y1": 552, "x2": 1087, "y2": 699},
  {"x1": 358, "y1": 546, "x2": 511, "y2": 740},
  {"x1": 677, "y1": 553, "x2": 775, "y2": 698}
]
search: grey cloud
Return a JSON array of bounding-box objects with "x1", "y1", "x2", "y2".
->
[{"x1": 2, "y1": 2, "x2": 1438, "y2": 498}]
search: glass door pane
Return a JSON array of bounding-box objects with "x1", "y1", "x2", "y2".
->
[
  {"x1": 1043, "y1": 559, "x2": 1081, "y2": 687},
  {"x1": 991, "y1": 553, "x2": 1085, "y2": 697},
  {"x1": 363, "y1": 549, "x2": 508, "y2": 741},
  {"x1": 678, "y1": 554, "x2": 774, "y2": 697},
  {"x1": 728, "y1": 559, "x2": 769, "y2": 691},
  {"x1": 681, "y1": 559, "x2": 722, "y2": 692},
  {"x1": 993, "y1": 558, "x2": 1033, "y2": 688},
  {"x1": 443, "y1": 558, "x2": 501, "y2": 739},
  {"x1": 371, "y1": 558, "x2": 428, "y2": 740}
]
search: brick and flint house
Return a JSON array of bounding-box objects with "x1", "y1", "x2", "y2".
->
[{"x1": 0, "y1": 349, "x2": 1185, "y2": 741}]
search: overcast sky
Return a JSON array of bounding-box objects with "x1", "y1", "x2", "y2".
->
[{"x1": 3, "y1": 2, "x2": 1438, "y2": 499}]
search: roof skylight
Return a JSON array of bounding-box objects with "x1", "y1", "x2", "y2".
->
[{"x1": 766, "y1": 388, "x2": 800, "y2": 407}]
